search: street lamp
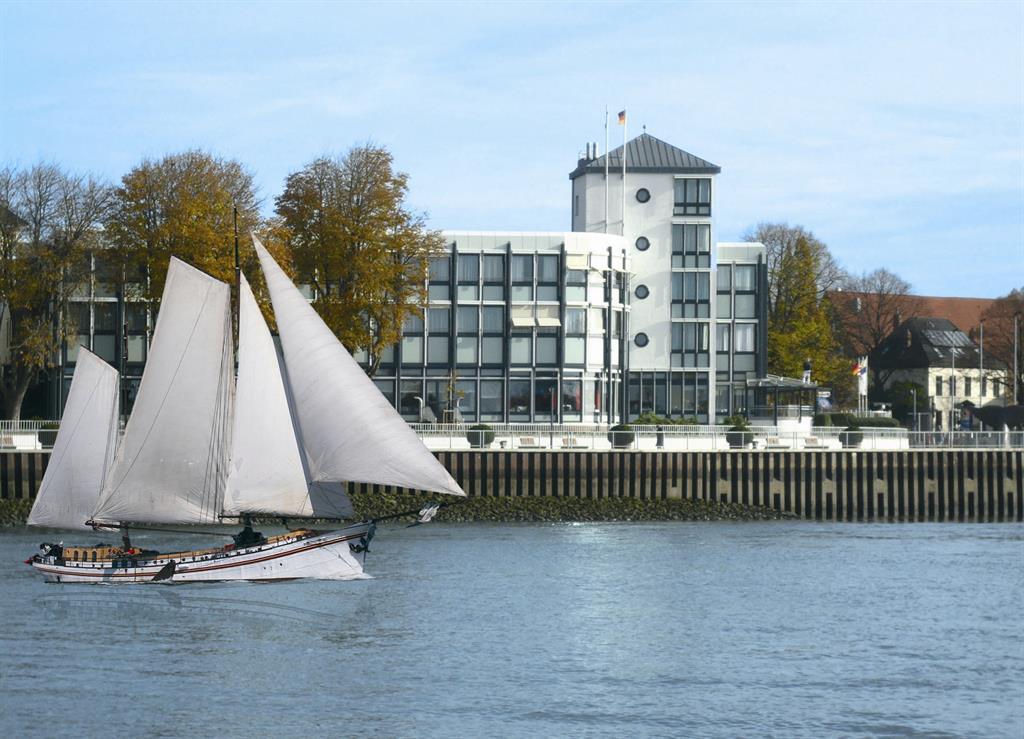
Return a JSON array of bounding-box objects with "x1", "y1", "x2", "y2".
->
[{"x1": 911, "y1": 387, "x2": 917, "y2": 431}]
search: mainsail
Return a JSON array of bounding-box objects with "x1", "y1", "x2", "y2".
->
[
  {"x1": 92, "y1": 258, "x2": 234, "y2": 524},
  {"x1": 28, "y1": 348, "x2": 119, "y2": 530},
  {"x1": 252, "y1": 235, "x2": 465, "y2": 497},
  {"x1": 224, "y1": 273, "x2": 353, "y2": 518}
]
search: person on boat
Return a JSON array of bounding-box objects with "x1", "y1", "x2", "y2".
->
[{"x1": 233, "y1": 518, "x2": 266, "y2": 548}]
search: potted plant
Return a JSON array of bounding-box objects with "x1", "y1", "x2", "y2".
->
[
  {"x1": 466, "y1": 423, "x2": 495, "y2": 449},
  {"x1": 725, "y1": 415, "x2": 753, "y2": 449},
  {"x1": 608, "y1": 424, "x2": 635, "y2": 449},
  {"x1": 840, "y1": 424, "x2": 863, "y2": 449},
  {"x1": 38, "y1": 421, "x2": 59, "y2": 448}
]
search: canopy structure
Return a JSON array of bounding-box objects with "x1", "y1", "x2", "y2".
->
[{"x1": 746, "y1": 374, "x2": 819, "y2": 423}]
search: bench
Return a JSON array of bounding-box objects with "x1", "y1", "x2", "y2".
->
[
  {"x1": 803, "y1": 436, "x2": 828, "y2": 449},
  {"x1": 518, "y1": 436, "x2": 543, "y2": 449},
  {"x1": 561, "y1": 436, "x2": 587, "y2": 449},
  {"x1": 765, "y1": 436, "x2": 791, "y2": 449}
]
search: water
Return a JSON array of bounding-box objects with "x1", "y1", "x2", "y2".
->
[{"x1": 1, "y1": 522, "x2": 1021, "y2": 738}]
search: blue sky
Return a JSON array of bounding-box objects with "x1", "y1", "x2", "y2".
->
[{"x1": 1, "y1": 1, "x2": 1021, "y2": 297}]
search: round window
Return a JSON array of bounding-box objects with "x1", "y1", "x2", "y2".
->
[
  {"x1": 634, "y1": 332, "x2": 649, "y2": 348},
  {"x1": 635, "y1": 236, "x2": 650, "y2": 251},
  {"x1": 635, "y1": 188, "x2": 651, "y2": 203},
  {"x1": 634, "y1": 284, "x2": 649, "y2": 300}
]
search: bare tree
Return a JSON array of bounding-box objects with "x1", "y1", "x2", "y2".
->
[
  {"x1": 980, "y1": 287, "x2": 1024, "y2": 402},
  {"x1": 832, "y1": 268, "x2": 923, "y2": 388},
  {"x1": 0, "y1": 164, "x2": 112, "y2": 418}
]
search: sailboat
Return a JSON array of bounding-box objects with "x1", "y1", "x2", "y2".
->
[{"x1": 27, "y1": 236, "x2": 465, "y2": 583}]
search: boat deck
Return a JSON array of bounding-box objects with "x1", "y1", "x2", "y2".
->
[{"x1": 61, "y1": 529, "x2": 319, "y2": 563}]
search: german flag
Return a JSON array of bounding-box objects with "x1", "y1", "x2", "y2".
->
[{"x1": 617, "y1": 110, "x2": 626, "y2": 125}]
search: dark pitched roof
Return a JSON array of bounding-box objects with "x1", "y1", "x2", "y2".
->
[
  {"x1": 871, "y1": 317, "x2": 1004, "y2": 371},
  {"x1": 569, "y1": 133, "x2": 720, "y2": 180}
]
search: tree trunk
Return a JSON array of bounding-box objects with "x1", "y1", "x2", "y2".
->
[{"x1": 0, "y1": 372, "x2": 30, "y2": 421}]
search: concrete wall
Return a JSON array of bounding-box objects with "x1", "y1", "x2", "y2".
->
[{"x1": 7, "y1": 450, "x2": 1021, "y2": 523}]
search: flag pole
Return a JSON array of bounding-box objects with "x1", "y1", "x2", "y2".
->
[
  {"x1": 604, "y1": 106, "x2": 609, "y2": 234},
  {"x1": 621, "y1": 108, "x2": 627, "y2": 236}
]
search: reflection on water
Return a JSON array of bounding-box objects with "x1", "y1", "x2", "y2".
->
[{"x1": 2, "y1": 522, "x2": 1022, "y2": 738}]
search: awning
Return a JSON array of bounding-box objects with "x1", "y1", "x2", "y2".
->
[
  {"x1": 510, "y1": 307, "x2": 536, "y2": 327},
  {"x1": 536, "y1": 316, "x2": 561, "y2": 327},
  {"x1": 565, "y1": 253, "x2": 589, "y2": 271}
]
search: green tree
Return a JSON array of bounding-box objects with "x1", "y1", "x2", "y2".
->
[
  {"x1": 106, "y1": 151, "x2": 263, "y2": 303},
  {"x1": 765, "y1": 235, "x2": 851, "y2": 402},
  {"x1": 275, "y1": 144, "x2": 443, "y2": 376},
  {"x1": 0, "y1": 164, "x2": 112, "y2": 419}
]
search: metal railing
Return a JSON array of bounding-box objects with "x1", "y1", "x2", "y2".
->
[
  {"x1": 410, "y1": 423, "x2": 1024, "y2": 451},
  {"x1": 5, "y1": 420, "x2": 1022, "y2": 453}
]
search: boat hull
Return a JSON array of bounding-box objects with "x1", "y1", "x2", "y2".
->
[{"x1": 30, "y1": 525, "x2": 371, "y2": 584}]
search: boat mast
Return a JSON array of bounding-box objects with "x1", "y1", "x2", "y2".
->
[{"x1": 233, "y1": 204, "x2": 241, "y2": 353}]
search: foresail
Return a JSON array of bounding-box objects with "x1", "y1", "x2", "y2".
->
[
  {"x1": 92, "y1": 258, "x2": 234, "y2": 525},
  {"x1": 252, "y1": 235, "x2": 465, "y2": 497},
  {"x1": 224, "y1": 274, "x2": 353, "y2": 518},
  {"x1": 28, "y1": 349, "x2": 119, "y2": 530}
]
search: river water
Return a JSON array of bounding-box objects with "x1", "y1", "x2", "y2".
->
[{"x1": 1, "y1": 522, "x2": 1021, "y2": 737}]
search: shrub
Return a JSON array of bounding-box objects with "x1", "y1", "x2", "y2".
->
[
  {"x1": 608, "y1": 424, "x2": 635, "y2": 447},
  {"x1": 466, "y1": 424, "x2": 495, "y2": 448}
]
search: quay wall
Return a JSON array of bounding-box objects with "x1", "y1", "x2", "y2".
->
[{"x1": 4, "y1": 450, "x2": 1022, "y2": 522}]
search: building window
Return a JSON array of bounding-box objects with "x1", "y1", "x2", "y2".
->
[
  {"x1": 510, "y1": 334, "x2": 532, "y2": 365},
  {"x1": 565, "y1": 307, "x2": 585, "y2": 365},
  {"x1": 673, "y1": 178, "x2": 711, "y2": 216},
  {"x1": 965, "y1": 377, "x2": 972, "y2": 397},
  {"x1": 508, "y1": 378, "x2": 531, "y2": 421},
  {"x1": 401, "y1": 313, "x2": 424, "y2": 365},
  {"x1": 671, "y1": 323, "x2": 709, "y2": 368},
  {"x1": 634, "y1": 284, "x2": 649, "y2": 300},
  {"x1": 634, "y1": 332, "x2": 649, "y2": 348},
  {"x1": 481, "y1": 305, "x2": 503, "y2": 365},
  {"x1": 536, "y1": 335, "x2": 558, "y2": 365},
  {"x1": 537, "y1": 255, "x2": 559, "y2": 301},
  {"x1": 535, "y1": 379, "x2": 557, "y2": 421},
  {"x1": 455, "y1": 379, "x2": 476, "y2": 421},
  {"x1": 635, "y1": 236, "x2": 650, "y2": 252},
  {"x1": 717, "y1": 265, "x2": 731, "y2": 291},
  {"x1": 482, "y1": 254, "x2": 505, "y2": 301},
  {"x1": 566, "y1": 268, "x2": 587, "y2": 302},
  {"x1": 671, "y1": 271, "x2": 710, "y2": 319},
  {"x1": 981, "y1": 377, "x2": 987, "y2": 397},
  {"x1": 935, "y1": 376, "x2": 943, "y2": 396},
  {"x1": 426, "y1": 308, "x2": 450, "y2": 365},
  {"x1": 734, "y1": 265, "x2": 756, "y2": 291},
  {"x1": 635, "y1": 188, "x2": 650, "y2": 203},
  {"x1": 456, "y1": 305, "x2": 477, "y2": 365},
  {"x1": 457, "y1": 254, "x2": 479, "y2": 301},
  {"x1": 734, "y1": 323, "x2": 755, "y2": 353},
  {"x1": 574, "y1": 194, "x2": 579, "y2": 217},
  {"x1": 511, "y1": 255, "x2": 534, "y2": 301},
  {"x1": 671, "y1": 224, "x2": 711, "y2": 268},
  {"x1": 480, "y1": 380, "x2": 503, "y2": 422},
  {"x1": 428, "y1": 256, "x2": 450, "y2": 301}
]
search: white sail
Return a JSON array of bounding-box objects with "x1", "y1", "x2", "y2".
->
[
  {"x1": 92, "y1": 258, "x2": 234, "y2": 524},
  {"x1": 252, "y1": 235, "x2": 465, "y2": 497},
  {"x1": 224, "y1": 274, "x2": 353, "y2": 518},
  {"x1": 28, "y1": 349, "x2": 119, "y2": 530}
]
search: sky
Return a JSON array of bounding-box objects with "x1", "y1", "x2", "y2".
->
[{"x1": 1, "y1": 0, "x2": 1021, "y2": 298}]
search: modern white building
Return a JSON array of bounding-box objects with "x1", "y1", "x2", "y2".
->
[{"x1": 365, "y1": 133, "x2": 767, "y2": 424}]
